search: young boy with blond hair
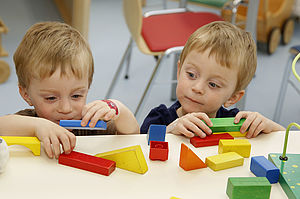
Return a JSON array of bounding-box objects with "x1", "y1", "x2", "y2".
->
[
  {"x1": 0, "y1": 22, "x2": 139, "y2": 159},
  {"x1": 141, "y1": 21, "x2": 284, "y2": 138}
]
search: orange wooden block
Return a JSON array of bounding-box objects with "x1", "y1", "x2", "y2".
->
[{"x1": 179, "y1": 143, "x2": 207, "y2": 171}]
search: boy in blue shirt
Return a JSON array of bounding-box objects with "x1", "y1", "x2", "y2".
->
[{"x1": 141, "y1": 21, "x2": 284, "y2": 138}]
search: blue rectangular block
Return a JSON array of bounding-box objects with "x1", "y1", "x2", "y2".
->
[
  {"x1": 147, "y1": 125, "x2": 166, "y2": 145},
  {"x1": 250, "y1": 156, "x2": 280, "y2": 184},
  {"x1": 59, "y1": 120, "x2": 107, "y2": 130}
]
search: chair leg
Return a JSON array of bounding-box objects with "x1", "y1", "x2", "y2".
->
[
  {"x1": 171, "y1": 53, "x2": 180, "y2": 101},
  {"x1": 135, "y1": 54, "x2": 165, "y2": 118},
  {"x1": 273, "y1": 54, "x2": 294, "y2": 123},
  {"x1": 124, "y1": 38, "x2": 133, "y2": 79},
  {"x1": 105, "y1": 38, "x2": 133, "y2": 99}
]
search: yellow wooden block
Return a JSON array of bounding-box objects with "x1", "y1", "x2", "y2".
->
[
  {"x1": 95, "y1": 145, "x2": 148, "y2": 174},
  {"x1": 218, "y1": 139, "x2": 251, "y2": 158},
  {"x1": 214, "y1": 132, "x2": 246, "y2": 137},
  {"x1": 0, "y1": 136, "x2": 40, "y2": 156},
  {"x1": 205, "y1": 152, "x2": 244, "y2": 171}
]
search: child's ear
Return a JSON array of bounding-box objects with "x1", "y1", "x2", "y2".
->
[
  {"x1": 18, "y1": 85, "x2": 33, "y2": 106},
  {"x1": 223, "y1": 90, "x2": 245, "y2": 108}
]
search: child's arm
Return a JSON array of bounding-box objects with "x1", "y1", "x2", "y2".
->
[
  {"x1": 0, "y1": 115, "x2": 76, "y2": 158},
  {"x1": 81, "y1": 99, "x2": 139, "y2": 134},
  {"x1": 166, "y1": 112, "x2": 213, "y2": 138},
  {"x1": 234, "y1": 111, "x2": 285, "y2": 138}
]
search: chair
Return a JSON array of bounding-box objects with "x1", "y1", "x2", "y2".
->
[
  {"x1": 273, "y1": 45, "x2": 300, "y2": 123},
  {"x1": 0, "y1": 19, "x2": 10, "y2": 84},
  {"x1": 105, "y1": 0, "x2": 223, "y2": 118}
]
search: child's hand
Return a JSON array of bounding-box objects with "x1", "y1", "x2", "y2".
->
[
  {"x1": 235, "y1": 111, "x2": 285, "y2": 138},
  {"x1": 34, "y1": 118, "x2": 76, "y2": 159},
  {"x1": 166, "y1": 112, "x2": 213, "y2": 138},
  {"x1": 81, "y1": 100, "x2": 119, "y2": 128}
]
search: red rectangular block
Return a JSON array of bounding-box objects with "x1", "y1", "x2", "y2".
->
[
  {"x1": 58, "y1": 151, "x2": 116, "y2": 176},
  {"x1": 149, "y1": 141, "x2": 168, "y2": 161},
  {"x1": 190, "y1": 133, "x2": 234, "y2": 148}
]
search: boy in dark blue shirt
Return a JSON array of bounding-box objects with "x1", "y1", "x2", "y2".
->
[{"x1": 141, "y1": 21, "x2": 284, "y2": 138}]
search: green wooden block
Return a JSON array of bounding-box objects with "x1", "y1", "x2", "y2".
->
[
  {"x1": 226, "y1": 177, "x2": 271, "y2": 199},
  {"x1": 209, "y1": 118, "x2": 245, "y2": 133},
  {"x1": 268, "y1": 153, "x2": 300, "y2": 199},
  {"x1": 188, "y1": 0, "x2": 228, "y2": 8}
]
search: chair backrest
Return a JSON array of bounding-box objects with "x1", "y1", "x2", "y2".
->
[{"x1": 123, "y1": 0, "x2": 161, "y2": 55}]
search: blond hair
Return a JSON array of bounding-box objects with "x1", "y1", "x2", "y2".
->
[
  {"x1": 179, "y1": 21, "x2": 257, "y2": 91},
  {"x1": 14, "y1": 21, "x2": 94, "y2": 88}
]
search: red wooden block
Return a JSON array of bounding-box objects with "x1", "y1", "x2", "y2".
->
[
  {"x1": 58, "y1": 151, "x2": 116, "y2": 176},
  {"x1": 190, "y1": 133, "x2": 234, "y2": 148},
  {"x1": 149, "y1": 141, "x2": 168, "y2": 161}
]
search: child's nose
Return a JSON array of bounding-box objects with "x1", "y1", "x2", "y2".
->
[
  {"x1": 192, "y1": 81, "x2": 205, "y2": 94},
  {"x1": 58, "y1": 99, "x2": 73, "y2": 114}
]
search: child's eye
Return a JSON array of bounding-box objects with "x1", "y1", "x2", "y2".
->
[
  {"x1": 187, "y1": 72, "x2": 196, "y2": 79},
  {"x1": 209, "y1": 82, "x2": 218, "y2": 88},
  {"x1": 45, "y1": 96, "x2": 56, "y2": 101},
  {"x1": 72, "y1": 95, "x2": 82, "y2": 99}
]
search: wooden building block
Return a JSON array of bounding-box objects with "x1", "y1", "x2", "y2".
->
[
  {"x1": 209, "y1": 117, "x2": 245, "y2": 132},
  {"x1": 149, "y1": 141, "x2": 168, "y2": 161},
  {"x1": 147, "y1": 124, "x2": 166, "y2": 145},
  {"x1": 218, "y1": 139, "x2": 251, "y2": 158},
  {"x1": 214, "y1": 131, "x2": 246, "y2": 137},
  {"x1": 205, "y1": 152, "x2": 244, "y2": 171},
  {"x1": 179, "y1": 143, "x2": 206, "y2": 171},
  {"x1": 226, "y1": 177, "x2": 271, "y2": 199},
  {"x1": 59, "y1": 151, "x2": 116, "y2": 176},
  {"x1": 0, "y1": 136, "x2": 41, "y2": 156},
  {"x1": 95, "y1": 145, "x2": 148, "y2": 174},
  {"x1": 190, "y1": 133, "x2": 233, "y2": 148},
  {"x1": 59, "y1": 120, "x2": 107, "y2": 130},
  {"x1": 269, "y1": 153, "x2": 300, "y2": 199},
  {"x1": 250, "y1": 156, "x2": 279, "y2": 184}
]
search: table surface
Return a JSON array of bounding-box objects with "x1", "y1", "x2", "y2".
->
[{"x1": 1, "y1": 131, "x2": 299, "y2": 199}]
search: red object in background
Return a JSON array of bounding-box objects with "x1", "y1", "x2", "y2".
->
[
  {"x1": 149, "y1": 141, "x2": 169, "y2": 161},
  {"x1": 190, "y1": 133, "x2": 234, "y2": 148},
  {"x1": 59, "y1": 151, "x2": 116, "y2": 176}
]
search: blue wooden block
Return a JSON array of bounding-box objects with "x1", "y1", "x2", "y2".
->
[
  {"x1": 250, "y1": 156, "x2": 280, "y2": 184},
  {"x1": 147, "y1": 125, "x2": 166, "y2": 145},
  {"x1": 59, "y1": 120, "x2": 107, "y2": 130}
]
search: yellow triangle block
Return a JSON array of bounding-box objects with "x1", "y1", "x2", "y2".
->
[
  {"x1": 95, "y1": 145, "x2": 148, "y2": 174},
  {"x1": 0, "y1": 136, "x2": 40, "y2": 156}
]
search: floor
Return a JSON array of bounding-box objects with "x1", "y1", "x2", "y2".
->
[{"x1": 0, "y1": 0, "x2": 299, "y2": 127}]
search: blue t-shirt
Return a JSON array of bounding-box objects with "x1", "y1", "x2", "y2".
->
[{"x1": 140, "y1": 101, "x2": 239, "y2": 134}]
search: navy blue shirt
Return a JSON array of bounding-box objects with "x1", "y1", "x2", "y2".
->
[{"x1": 140, "y1": 101, "x2": 239, "y2": 134}]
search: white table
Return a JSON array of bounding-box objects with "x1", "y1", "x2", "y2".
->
[{"x1": 1, "y1": 131, "x2": 299, "y2": 199}]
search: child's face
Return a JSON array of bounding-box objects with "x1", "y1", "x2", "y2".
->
[
  {"x1": 176, "y1": 49, "x2": 243, "y2": 118},
  {"x1": 19, "y1": 68, "x2": 89, "y2": 124}
]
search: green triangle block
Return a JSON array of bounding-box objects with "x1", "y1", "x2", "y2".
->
[{"x1": 268, "y1": 153, "x2": 300, "y2": 199}]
